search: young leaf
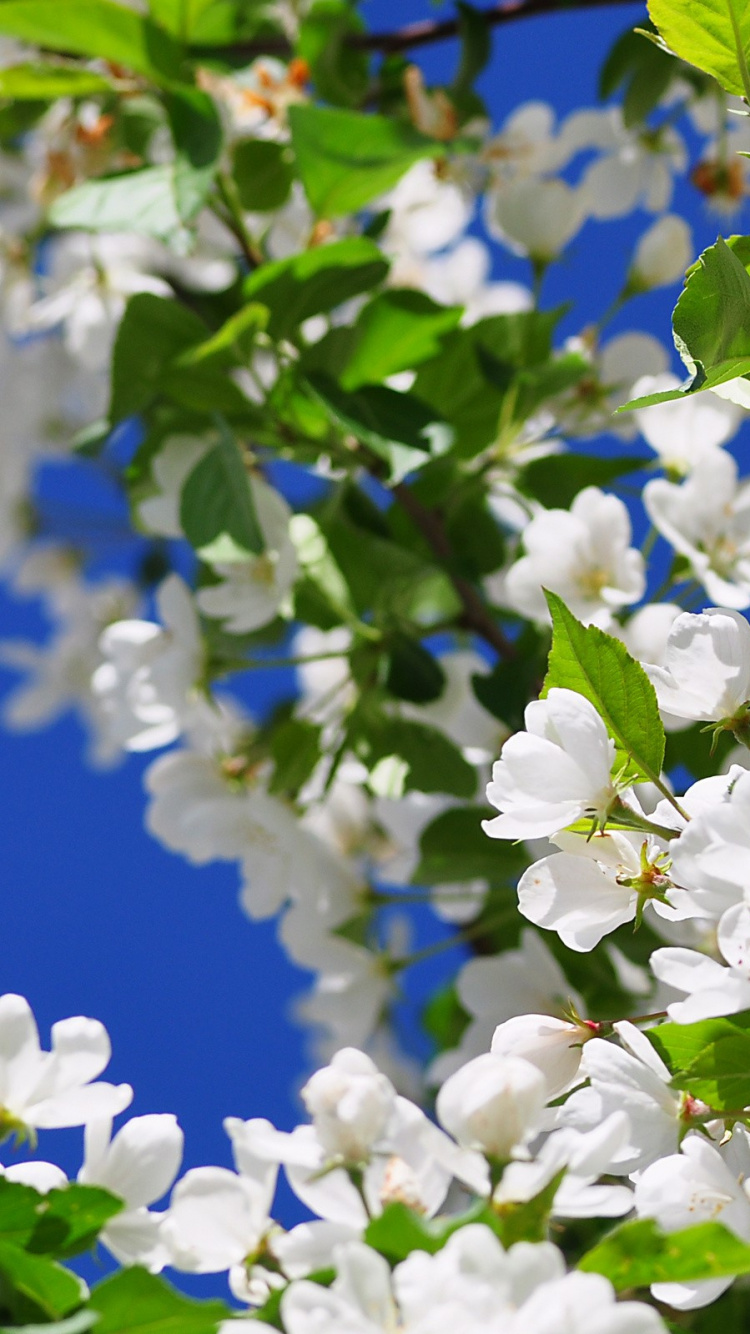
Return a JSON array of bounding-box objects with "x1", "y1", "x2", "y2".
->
[
  {"x1": 288, "y1": 104, "x2": 440, "y2": 217},
  {"x1": 49, "y1": 166, "x2": 183, "y2": 243},
  {"x1": 89, "y1": 1266, "x2": 231, "y2": 1333},
  {"x1": 648, "y1": 0, "x2": 750, "y2": 99},
  {"x1": 180, "y1": 429, "x2": 264, "y2": 558},
  {"x1": 580, "y1": 1217, "x2": 750, "y2": 1288},
  {"x1": 0, "y1": 1, "x2": 183, "y2": 84},
  {"x1": 542, "y1": 591, "x2": 666, "y2": 785},
  {"x1": 29, "y1": 1184, "x2": 123, "y2": 1259}
]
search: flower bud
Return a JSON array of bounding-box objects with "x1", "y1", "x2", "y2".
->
[
  {"x1": 436, "y1": 1053, "x2": 546, "y2": 1159},
  {"x1": 301, "y1": 1048, "x2": 396, "y2": 1164},
  {"x1": 628, "y1": 215, "x2": 692, "y2": 292},
  {"x1": 491, "y1": 1014, "x2": 590, "y2": 1099}
]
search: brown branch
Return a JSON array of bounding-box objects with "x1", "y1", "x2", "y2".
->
[
  {"x1": 205, "y1": 0, "x2": 644, "y2": 61},
  {"x1": 391, "y1": 481, "x2": 518, "y2": 661}
]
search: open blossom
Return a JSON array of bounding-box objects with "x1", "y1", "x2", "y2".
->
[
  {"x1": 79, "y1": 1114, "x2": 184, "y2": 1270},
  {"x1": 635, "y1": 1132, "x2": 750, "y2": 1310},
  {"x1": 644, "y1": 608, "x2": 750, "y2": 724},
  {"x1": 136, "y1": 436, "x2": 211, "y2": 538},
  {"x1": 560, "y1": 1022, "x2": 684, "y2": 1173},
  {"x1": 632, "y1": 376, "x2": 740, "y2": 474},
  {"x1": 196, "y1": 477, "x2": 298, "y2": 635},
  {"x1": 517, "y1": 825, "x2": 682, "y2": 952},
  {"x1": 503, "y1": 486, "x2": 645, "y2": 626},
  {"x1": 644, "y1": 451, "x2": 750, "y2": 608},
  {"x1": 483, "y1": 688, "x2": 616, "y2": 841},
  {"x1": 651, "y1": 902, "x2": 750, "y2": 1022},
  {"x1": 259, "y1": 1230, "x2": 666, "y2": 1334},
  {"x1": 92, "y1": 574, "x2": 203, "y2": 753},
  {"x1": 0, "y1": 994, "x2": 132, "y2": 1139}
]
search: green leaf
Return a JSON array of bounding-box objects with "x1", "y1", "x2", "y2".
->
[
  {"x1": 29, "y1": 1184, "x2": 123, "y2": 1259},
  {"x1": 337, "y1": 289, "x2": 463, "y2": 390},
  {"x1": 494, "y1": 1170, "x2": 566, "y2": 1246},
  {"x1": 165, "y1": 86, "x2": 223, "y2": 223},
  {"x1": 423, "y1": 982, "x2": 470, "y2": 1054},
  {"x1": 623, "y1": 237, "x2": 750, "y2": 409},
  {"x1": 0, "y1": 62, "x2": 112, "y2": 98},
  {"x1": 288, "y1": 104, "x2": 440, "y2": 217},
  {"x1": 0, "y1": 1312, "x2": 98, "y2": 1334},
  {"x1": 0, "y1": 1, "x2": 183, "y2": 84},
  {"x1": 543, "y1": 591, "x2": 666, "y2": 786},
  {"x1": 232, "y1": 139, "x2": 293, "y2": 212},
  {"x1": 359, "y1": 717, "x2": 477, "y2": 798},
  {"x1": 269, "y1": 718, "x2": 323, "y2": 797},
  {"x1": 0, "y1": 1180, "x2": 44, "y2": 1249},
  {"x1": 306, "y1": 374, "x2": 451, "y2": 484},
  {"x1": 174, "y1": 303, "x2": 268, "y2": 368},
  {"x1": 89, "y1": 1266, "x2": 231, "y2": 1333},
  {"x1": 243, "y1": 238, "x2": 389, "y2": 341},
  {"x1": 180, "y1": 429, "x2": 264, "y2": 558},
  {"x1": 452, "y1": 1, "x2": 492, "y2": 97},
  {"x1": 517, "y1": 451, "x2": 650, "y2": 509},
  {"x1": 49, "y1": 167, "x2": 184, "y2": 243},
  {"x1": 364, "y1": 1202, "x2": 448, "y2": 1262},
  {"x1": 599, "y1": 23, "x2": 679, "y2": 126},
  {"x1": 413, "y1": 806, "x2": 527, "y2": 883},
  {"x1": 383, "y1": 632, "x2": 446, "y2": 704},
  {"x1": 648, "y1": 0, "x2": 750, "y2": 97},
  {"x1": 647, "y1": 1012, "x2": 750, "y2": 1075},
  {"x1": 678, "y1": 1033, "x2": 750, "y2": 1110},
  {"x1": 0, "y1": 1242, "x2": 82, "y2": 1320},
  {"x1": 580, "y1": 1217, "x2": 750, "y2": 1288},
  {"x1": 110, "y1": 294, "x2": 208, "y2": 422}
]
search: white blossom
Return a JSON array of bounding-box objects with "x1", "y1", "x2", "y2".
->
[
  {"x1": 436, "y1": 1053, "x2": 547, "y2": 1160},
  {"x1": 196, "y1": 477, "x2": 298, "y2": 635},
  {"x1": 644, "y1": 608, "x2": 750, "y2": 724},
  {"x1": 79, "y1": 1114, "x2": 184, "y2": 1270},
  {"x1": 632, "y1": 377, "x2": 740, "y2": 473},
  {"x1": 628, "y1": 214, "x2": 693, "y2": 291}
]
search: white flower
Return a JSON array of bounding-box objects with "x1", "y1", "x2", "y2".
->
[
  {"x1": 632, "y1": 376, "x2": 740, "y2": 474},
  {"x1": 619, "y1": 603, "x2": 683, "y2": 667},
  {"x1": 575, "y1": 107, "x2": 686, "y2": 218},
  {"x1": 136, "y1": 436, "x2": 211, "y2": 538},
  {"x1": 0, "y1": 994, "x2": 132, "y2": 1139},
  {"x1": 560, "y1": 1021, "x2": 683, "y2": 1173},
  {"x1": 92, "y1": 574, "x2": 203, "y2": 752},
  {"x1": 196, "y1": 478, "x2": 297, "y2": 635},
  {"x1": 644, "y1": 451, "x2": 750, "y2": 608},
  {"x1": 485, "y1": 177, "x2": 588, "y2": 261},
  {"x1": 554, "y1": 332, "x2": 670, "y2": 440},
  {"x1": 490, "y1": 1014, "x2": 592, "y2": 1099},
  {"x1": 79, "y1": 1114, "x2": 184, "y2": 1270},
  {"x1": 494, "y1": 1113, "x2": 634, "y2": 1220},
  {"x1": 517, "y1": 825, "x2": 681, "y2": 952},
  {"x1": 503, "y1": 486, "x2": 645, "y2": 625},
  {"x1": 483, "y1": 688, "x2": 616, "y2": 840},
  {"x1": 436, "y1": 1053, "x2": 547, "y2": 1160},
  {"x1": 634, "y1": 1132, "x2": 750, "y2": 1309},
  {"x1": 382, "y1": 160, "x2": 472, "y2": 262},
  {"x1": 628, "y1": 215, "x2": 693, "y2": 291},
  {"x1": 651, "y1": 902, "x2": 750, "y2": 1021},
  {"x1": 300, "y1": 1049, "x2": 397, "y2": 1164},
  {"x1": 431, "y1": 930, "x2": 583, "y2": 1082},
  {"x1": 482, "y1": 101, "x2": 568, "y2": 185},
  {"x1": 644, "y1": 608, "x2": 750, "y2": 724},
  {"x1": 418, "y1": 237, "x2": 532, "y2": 325},
  {"x1": 667, "y1": 768, "x2": 750, "y2": 924}
]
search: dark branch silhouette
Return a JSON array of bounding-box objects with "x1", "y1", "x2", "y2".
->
[{"x1": 206, "y1": 0, "x2": 644, "y2": 61}]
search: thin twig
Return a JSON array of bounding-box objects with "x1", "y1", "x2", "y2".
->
[
  {"x1": 392, "y1": 480, "x2": 518, "y2": 661},
  {"x1": 205, "y1": 0, "x2": 644, "y2": 60}
]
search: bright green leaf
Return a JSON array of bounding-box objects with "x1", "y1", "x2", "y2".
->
[
  {"x1": 648, "y1": 1012, "x2": 750, "y2": 1077},
  {"x1": 338, "y1": 289, "x2": 463, "y2": 390},
  {"x1": 29, "y1": 1184, "x2": 123, "y2": 1259},
  {"x1": 288, "y1": 104, "x2": 440, "y2": 217},
  {"x1": 0, "y1": 1312, "x2": 98, "y2": 1334},
  {"x1": 298, "y1": 0, "x2": 369, "y2": 107},
  {"x1": 110, "y1": 294, "x2": 208, "y2": 422},
  {"x1": 0, "y1": 63, "x2": 112, "y2": 98},
  {"x1": 648, "y1": 0, "x2": 750, "y2": 98},
  {"x1": 543, "y1": 591, "x2": 666, "y2": 785},
  {"x1": 580, "y1": 1217, "x2": 750, "y2": 1288},
  {"x1": 89, "y1": 1266, "x2": 231, "y2": 1333},
  {"x1": 0, "y1": 1, "x2": 183, "y2": 84},
  {"x1": 306, "y1": 373, "x2": 451, "y2": 483}
]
